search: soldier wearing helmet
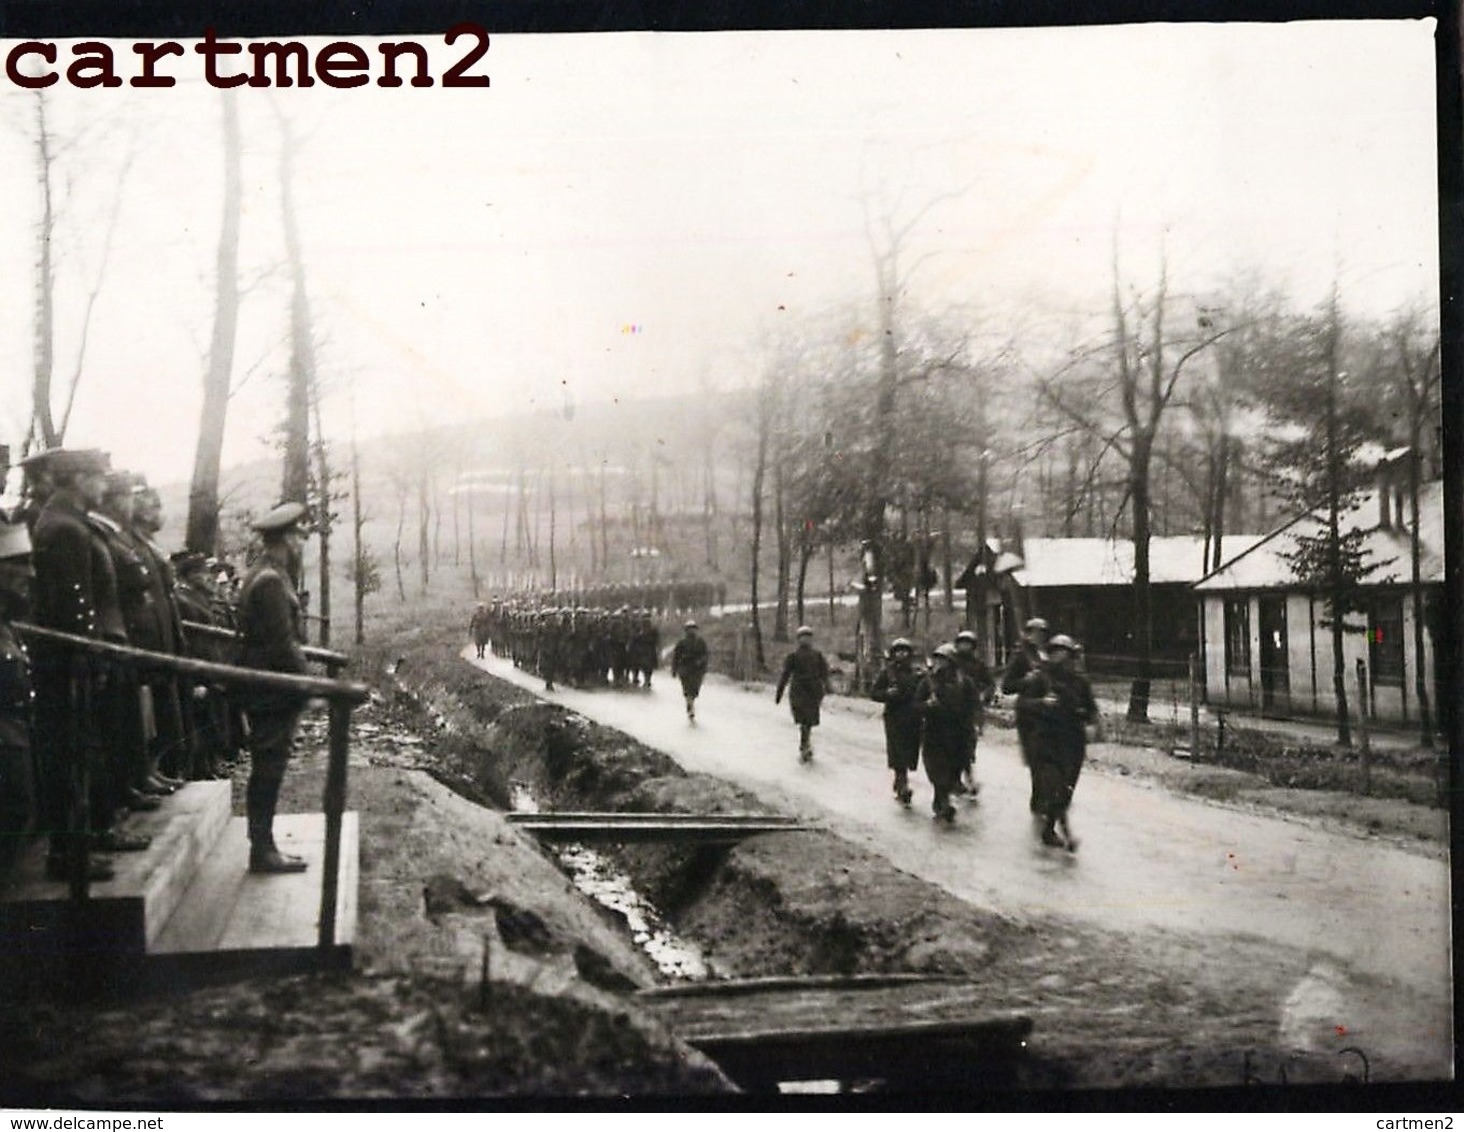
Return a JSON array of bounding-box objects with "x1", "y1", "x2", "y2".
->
[
  {"x1": 1015, "y1": 633, "x2": 1099, "y2": 851},
  {"x1": 774, "y1": 626, "x2": 829, "y2": 763},
  {"x1": 670, "y1": 619, "x2": 709, "y2": 723},
  {"x1": 870, "y1": 637, "x2": 922, "y2": 806},
  {"x1": 917, "y1": 642, "x2": 977, "y2": 823},
  {"x1": 951, "y1": 629, "x2": 994, "y2": 796}
]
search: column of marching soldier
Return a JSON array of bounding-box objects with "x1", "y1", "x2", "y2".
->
[
  {"x1": 0, "y1": 447, "x2": 286, "y2": 884},
  {"x1": 471, "y1": 594, "x2": 1101, "y2": 853}
]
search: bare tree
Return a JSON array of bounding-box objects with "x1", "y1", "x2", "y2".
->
[
  {"x1": 347, "y1": 432, "x2": 381, "y2": 644},
  {"x1": 1041, "y1": 248, "x2": 1230, "y2": 720},
  {"x1": 275, "y1": 108, "x2": 314, "y2": 506},
  {"x1": 187, "y1": 92, "x2": 243, "y2": 554},
  {"x1": 1382, "y1": 305, "x2": 1441, "y2": 747},
  {"x1": 29, "y1": 91, "x2": 58, "y2": 450}
]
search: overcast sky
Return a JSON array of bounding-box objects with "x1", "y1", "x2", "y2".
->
[{"x1": 0, "y1": 20, "x2": 1441, "y2": 491}]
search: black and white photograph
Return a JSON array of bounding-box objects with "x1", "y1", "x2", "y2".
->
[{"x1": 0, "y1": 3, "x2": 1454, "y2": 1109}]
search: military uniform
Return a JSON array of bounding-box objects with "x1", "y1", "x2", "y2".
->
[
  {"x1": 775, "y1": 629, "x2": 829, "y2": 761},
  {"x1": 670, "y1": 623, "x2": 709, "y2": 721},
  {"x1": 236, "y1": 502, "x2": 311, "y2": 873},
  {"x1": 918, "y1": 646, "x2": 976, "y2": 823},
  {"x1": 1019, "y1": 635, "x2": 1097, "y2": 850},
  {"x1": 870, "y1": 640, "x2": 922, "y2": 805},
  {"x1": 0, "y1": 587, "x2": 34, "y2": 873},
  {"x1": 30, "y1": 450, "x2": 133, "y2": 879}
]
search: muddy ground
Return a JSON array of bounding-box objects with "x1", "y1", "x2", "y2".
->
[{"x1": 1, "y1": 611, "x2": 1454, "y2": 1106}]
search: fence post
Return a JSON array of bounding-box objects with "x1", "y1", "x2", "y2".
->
[
  {"x1": 1355, "y1": 658, "x2": 1371, "y2": 793},
  {"x1": 318, "y1": 697, "x2": 351, "y2": 950}
]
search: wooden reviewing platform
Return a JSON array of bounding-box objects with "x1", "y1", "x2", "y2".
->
[
  {"x1": 505, "y1": 811, "x2": 813, "y2": 845},
  {"x1": 637, "y1": 974, "x2": 1032, "y2": 1091},
  {"x1": 0, "y1": 781, "x2": 358, "y2": 991}
]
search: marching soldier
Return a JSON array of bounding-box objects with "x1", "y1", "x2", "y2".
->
[
  {"x1": 629, "y1": 609, "x2": 659, "y2": 689},
  {"x1": 1015, "y1": 634, "x2": 1099, "y2": 851},
  {"x1": 670, "y1": 620, "x2": 709, "y2": 722},
  {"x1": 918, "y1": 643, "x2": 976, "y2": 824},
  {"x1": 1002, "y1": 617, "x2": 1051, "y2": 814},
  {"x1": 236, "y1": 501, "x2": 312, "y2": 874},
  {"x1": 870, "y1": 637, "x2": 922, "y2": 807},
  {"x1": 952, "y1": 629, "x2": 994, "y2": 796},
  {"x1": 775, "y1": 626, "x2": 829, "y2": 763}
]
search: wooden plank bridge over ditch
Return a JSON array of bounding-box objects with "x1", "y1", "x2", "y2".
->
[
  {"x1": 636, "y1": 975, "x2": 1033, "y2": 1092},
  {"x1": 504, "y1": 811, "x2": 814, "y2": 844}
]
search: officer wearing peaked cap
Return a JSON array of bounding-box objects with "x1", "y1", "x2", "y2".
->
[
  {"x1": 236, "y1": 500, "x2": 311, "y2": 874},
  {"x1": 253, "y1": 500, "x2": 309, "y2": 535}
]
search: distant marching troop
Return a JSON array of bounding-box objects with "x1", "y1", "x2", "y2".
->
[{"x1": 469, "y1": 597, "x2": 1100, "y2": 852}]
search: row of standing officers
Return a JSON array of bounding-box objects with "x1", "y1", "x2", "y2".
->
[{"x1": 1, "y1": 445, "x2": 318, "y2": 883}]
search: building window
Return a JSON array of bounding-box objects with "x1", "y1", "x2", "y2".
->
[
  {"x1": 1368, "y1": 595, "x2": 1405, "y2": 687},
  {"x1": 1224, "y1": 599, "x2": 1250, "y2": 678}
]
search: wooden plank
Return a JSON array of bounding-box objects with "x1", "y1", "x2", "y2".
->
[
  {"x1": 0, "y1": 780, "x2": 232, "y2": 956},
  {"x1": 506, "y1": 812, "x2": 812, "y2": 845},
  {"x1": 637, "y1": 976, "x2": 1031, "y2": 1089},
  {"x1": 151, "y1": 812, "x2": 358, "y2": 956}
]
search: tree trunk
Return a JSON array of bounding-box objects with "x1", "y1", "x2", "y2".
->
[
  {"x1": 351, "y1": 437, "x2": 366, "y2": 645},
  {"x1": 1409, "y1": 448, "x2": 1433, "y2": 746},
  {"x1": 277, "y1": 113, "x2": 312, "y2": 506},
  {"x1": 394, "y1": 491, "x2": 407, "y2": 602},
  {"x1": 467, "y1": 483, "x2": 480, "y2": 598},
  {"x1": 418, "y1": 472, "x2": 431, "y2": 594},
  {"x1": 749, "y1": 392, "x2": 769, "y2": 669},
  {"x1": 310, "y1": 395, "x2": 332, "y2": 647},
  {"x1": 1126, "y1": 435, "x2": 1154, "y2": 721},
  {"x1": 548, "y1": 466, "x2": 558, "y2": 592},
  {"x1": 187, "y1": 92, "x2": 242, "y2": 555},
  {"x1": 773, "y1": 448, "x2": 790, "y2": 643},
  {"x1": 31, "y1": 92, "x2": 58, "y2": 451}
]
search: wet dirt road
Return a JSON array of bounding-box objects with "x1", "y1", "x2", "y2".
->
[{"x1": 463, "y1": 648, "x2": 1453, "y2": 1069}]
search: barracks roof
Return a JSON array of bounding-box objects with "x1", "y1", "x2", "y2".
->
[
  {"x1": 1193, "y1": 480, "x2": 1445, "y2": 593},
  {"x1": 1010, "y1": 535, "x2": 1266, "y2": 589}
]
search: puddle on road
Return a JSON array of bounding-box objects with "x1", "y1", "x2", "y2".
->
[{"x1": 510, "y1": 784, "x2": 710, "y2": 982}]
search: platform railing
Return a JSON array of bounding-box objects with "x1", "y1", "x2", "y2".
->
[
  {"x1": 13, "y1": 622, "x2": 369, "y2": 951},
  {"x1": 180, "y1": 618, "x2": 350, "y2": 677}
]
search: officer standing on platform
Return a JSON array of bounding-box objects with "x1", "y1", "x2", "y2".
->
[{"x1": 236, "y1": 501, "x2": 311, "y2": 874}]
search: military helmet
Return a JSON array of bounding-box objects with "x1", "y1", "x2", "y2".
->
[
  {"x1": 1047, "y1": 633, "x2": 1078, "y2": 653},
  {"x1": 955, "y1": 630, "x2": 978, "y2": 645},
  {"x1": 889, "y1": 637, "x2": 913, "y2": 654},
  {"x1": 932, "y1": 642, "x2": 957, "y2": 660}
]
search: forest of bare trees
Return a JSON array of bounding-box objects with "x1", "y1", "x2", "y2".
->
[{"x1": 7, "y1": 87, "x2": 1442, "y2": 722}]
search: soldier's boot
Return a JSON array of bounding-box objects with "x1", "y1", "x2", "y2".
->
[
  {"x1": 246, "y1": 757, "x2": 306, "y2": 874},
  {"x1": 685, "y1": 696, "x2": 695, "y2": 722},
  {"x1": 1057, "y1": 813, "x2": 1078, "y2": 853},
  {"x1": 798, "y1": 727, "x2": 813, "y2": 762}
]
